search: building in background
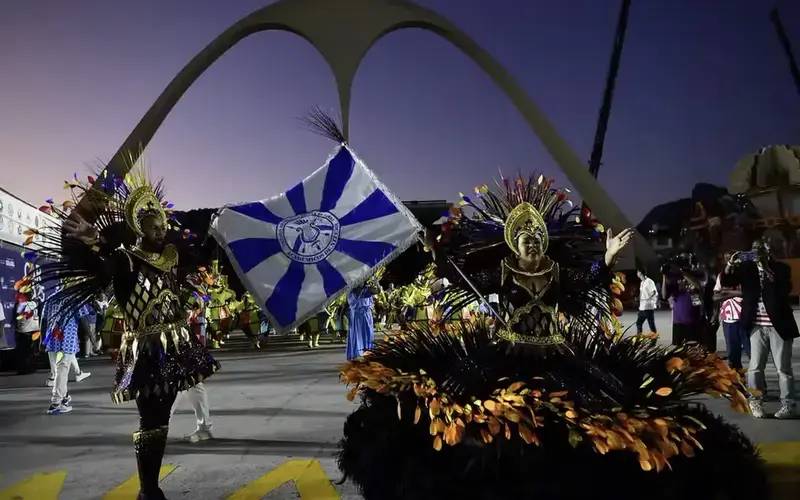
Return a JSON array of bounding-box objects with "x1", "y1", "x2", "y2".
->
[
  {"x1": 633, "y1": 145, "x2": 800, "y2": 299},
  {"x1": 729, "y1": 145, "x2": 800, "y2": 293},
  {"x1": 0, "y1": 188, "x2": 54, "y2": 364},
  {"x1": 637, "y1": 183, "x2": 753, "y2": 267},
  {"x1": 729, "y1": 145, "x2": 800, "y2": 256}
]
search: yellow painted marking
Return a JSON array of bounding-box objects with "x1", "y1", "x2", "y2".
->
[
  {"x1": 0, "y1": 471, "x2": 66, "y2": 500},
  {"x1": 760, "y1": 441, "x2": 800, "y2": 500},
  {"x1": 102, "y1": 464, "x2": 177, "y2": 500},
  {"x1": 227, "y1": 459, "x2": 339, "y2": 500},
  {"x1": 0, "y1": 443, "x2": 794, "y2": 499}
]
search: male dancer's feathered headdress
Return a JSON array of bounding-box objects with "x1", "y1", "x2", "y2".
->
[{"x1": 25, "y1": 152, "x2": 174, "y2": 326}]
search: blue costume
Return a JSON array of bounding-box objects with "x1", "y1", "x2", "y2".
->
[
  {"x1": 42, "y1": 300, "x2": 91, "y2": 355},
  {"x1": 346, "y1": 287, "x2": 374, "y2": 360}
]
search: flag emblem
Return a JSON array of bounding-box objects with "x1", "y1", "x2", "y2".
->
[
  {"x1": 210, "y1": 145, "x2": 422, "y2": 333},
  {"x1": 277, "y1": 210, "x2": 340, "y2": 264}
]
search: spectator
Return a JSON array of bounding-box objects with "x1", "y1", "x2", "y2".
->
[
  {"x1": 714, "y1": 253, "x2": 747, "y2": 369},
  {"x1": 93, "y1": 292, "x2": 110, "y2": 352},
  {"x1": 662, "y1": 262, "x2": 704, "y2": 346},
  {"x1": 171, "y1": 383, "x2": 214, "y2": 443},
  {"x1": 0, "y1": 302, "x2": 6, "y2": 349},
  {"x1": 42, "y1": 293, "x2": 92, "y2": 406},
  {"x1": 43, "y1": 309, "x2": 80, "y2": 415},
  {"x1": 13, "y1": 278, "x2": 40, "y2": 375},
  {"x1": 636, "y1": 269, "x2": 658, "y2": 336},
  {"x1": 722, "y1": 238, "x2": 797, "y2": 419},
  {"x1": 78, "y1": 303, "x2": 100, "y2": 357}
]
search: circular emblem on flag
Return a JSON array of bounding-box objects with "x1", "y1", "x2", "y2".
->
[{"x1": 277, "y1": 211, "x2": 340, "y2": 264}]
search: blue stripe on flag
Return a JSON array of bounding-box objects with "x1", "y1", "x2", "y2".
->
[
  {"x1": 230, "y1": 202, "x2": 283, "y2": 225},
  {"x1": 338, "y1": 189, "x2": 399, "y2": 226},
  {"x1": 286, "y1": 182, "x2": 307, "y2": 215},
  {"x1": 265, "y1": 261, "x2": 305, "y2": 327},
  {"x1": 316, "y1": 260, "x2": 347, "y2": 298},
  {"x1": 335, "y1": 239, "x2": 396, "y2": 267},
  {"x1": 228, "y1": 238, "x2": 282, "y2": 273},
  {"x1": 319, "y1": 148, "x2": 355, "y2": 212}
]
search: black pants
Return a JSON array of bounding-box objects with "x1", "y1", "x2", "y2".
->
[
  {"x1": 136, "y1": 392, "x2": 177, "y2": 431},
  {"x1": 672, "y1": 323, "x2": 700, "y2": 346},
  {"x1": 636, "y1": 310, "x2": 656, "y2": 333},
  {"x1": 134, "y1": 392, "x2": 176, "y2": 497},
  {"x1": 241, "y1": 323, "x2": 257, "y2": 339},
  {"x1": 15, "y1": 332, "x2": 37, "y2": 374}
]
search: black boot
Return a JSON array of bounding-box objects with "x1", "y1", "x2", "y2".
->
[{"x1": 133, "y1": 425, "x2": 169, "y2": 499}]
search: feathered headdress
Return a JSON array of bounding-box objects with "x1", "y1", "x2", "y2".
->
[
  {"x1": 429, "y1": 173, "x2": 609, "y2": 326},
  {"x1": 25, "y1": 152, "x2": 175, "y2": 327},
  {"x1": 504, "y1": 202, "x2": 548, "y2": 254}
]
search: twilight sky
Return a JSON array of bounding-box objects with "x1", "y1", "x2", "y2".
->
[{"x1": 1, "y1": 0, "x2": 799, "y2": 224}]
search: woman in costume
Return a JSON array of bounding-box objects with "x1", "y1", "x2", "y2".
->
[
  {"x1": 339, "y1": 175, "x2": 764, "y2": 500},
  {"x1": 346, "y1": 280, "x2": 380, "y2": 360},
  {"x1": 28, "y1": 167, "x2": 219, "y2": 500},
  {"x1": 325, "y1": 294, "x2": 349, "y2": 343},
  {"x1": 238, "y1": 292, "x2": 264, "y2": 349},
  {"x1": 399, "y1": 266, "x2": 435, "y2": 326},
  {"x1": 205, "y1": 265, "x2": 235, "y2": 348}
]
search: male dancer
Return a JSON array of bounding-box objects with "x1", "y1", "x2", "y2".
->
[{"x1": 35, "y1": 170, "x2": 219, "y2": 499}]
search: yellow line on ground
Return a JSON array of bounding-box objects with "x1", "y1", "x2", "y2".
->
[
  {"x1": 227, "y1": 459, "x2": 340, "y2": 500},
  {"x1": 760, "y1": 441, "x2": 800, "y2": 500},
  {"x1": 0, "y1": 471, "x2": 67, "y2": 500},
  {"x1": 102, "y1": 464, "x2": 177, "y2": 500},
  {"x1": 0, "y1": 441, "x2": 796, "y2": 499}
]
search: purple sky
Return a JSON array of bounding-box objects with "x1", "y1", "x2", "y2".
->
[{"x1": 1, "y1": 0, "x2": 799, "y2": 224}]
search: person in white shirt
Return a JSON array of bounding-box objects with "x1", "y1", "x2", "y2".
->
[{"x1": 636, "y1": 270, "x2": 658, "y2": 335}]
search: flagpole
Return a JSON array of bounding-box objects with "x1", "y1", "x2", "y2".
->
[
  {"x1": 445, "y1": 256, "x2": 508, "y2": 328},
  {"x1": 416, "y1": 235, "x2": 507, "y2": 327}
]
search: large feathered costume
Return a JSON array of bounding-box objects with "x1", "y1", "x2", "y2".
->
[
  {"x1": 27, "y1": 160, "x2": 220, "y2": 499},
  {"x1": 338, "y1": 174, "x2": 766, "y2": 500},
  {"x1": 27, "y1": 163, "x2": 219, "y2": 402}
]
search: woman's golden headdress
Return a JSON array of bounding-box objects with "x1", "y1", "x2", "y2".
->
[{"x1": 504, "y1": 202, "x2": 548, "y2": 254}]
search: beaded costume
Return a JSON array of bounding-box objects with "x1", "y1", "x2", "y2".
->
[
  {"x1": 109, "y1": 243, "x2": 219, "y2": 403},
  {"x1": 27, "y1": 164, "x2": 218, "y2": 499},
  {"x1": 338, "y1": 175, "x2": 766, "y2": 500}
]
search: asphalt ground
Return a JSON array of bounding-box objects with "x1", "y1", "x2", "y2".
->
[{"x1": 0, "y1": 310, "x2": 798, "y2": 499}]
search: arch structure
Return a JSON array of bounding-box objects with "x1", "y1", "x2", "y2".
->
[{"x1": 78, "y1": 0, "x2": 656, "y2": 267}]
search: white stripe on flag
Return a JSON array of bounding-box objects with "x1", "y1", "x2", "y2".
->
[{"x1": 210, "y1": 144, "x2": 422, "y2": 334}]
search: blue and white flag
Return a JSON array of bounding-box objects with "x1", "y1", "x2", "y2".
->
[{"x1": 210, "y1": 145, "x2": 422, "y2": 333}]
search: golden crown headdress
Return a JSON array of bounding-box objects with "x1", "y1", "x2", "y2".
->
[
  {"x1": 504, "y1": 202, "x2": 548, "y2": 254},
  {"x1": 124, "y1": 185, "x2": 167, "y2": 237},
  {"x1": 117, "y1": 161, "x2": 169, "y2": 238}
]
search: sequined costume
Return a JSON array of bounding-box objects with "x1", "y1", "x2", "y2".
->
[
  {"x1": 27, "y1": 165, "x2": 219, "y2": 499},
  {"x1": 338, "y1": 175, "x2": 765, "y2": 500},
  {"x1": 108, "y1": 244, "x2": 219, "y2": 403}
]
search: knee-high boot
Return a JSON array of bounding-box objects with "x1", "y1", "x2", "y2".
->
[{"x1": 133, "y1": 425, "x2": 169, "y2": 499}]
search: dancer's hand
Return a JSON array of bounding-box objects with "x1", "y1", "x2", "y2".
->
[
  {"x1": 63, "y1": 213, "x2": 99, "y2": 245},
  {"x1": 605, "y1": 228, "x2": 634, "y2": 266}
]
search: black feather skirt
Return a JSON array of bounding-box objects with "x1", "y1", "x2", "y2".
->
[
  {"x1": 111, "y1": 323, "x2": 219, "y2": 403},
  {"x1": 339, "y1": 392, "x2": 766, "y2": 500},
  {"x1": 338, "y1": 323, "x2": 766, "y2": 500}
]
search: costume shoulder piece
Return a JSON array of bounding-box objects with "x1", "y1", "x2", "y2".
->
[{"x1": 126, "y1": 244, "x2": 179, "y2": 273}]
